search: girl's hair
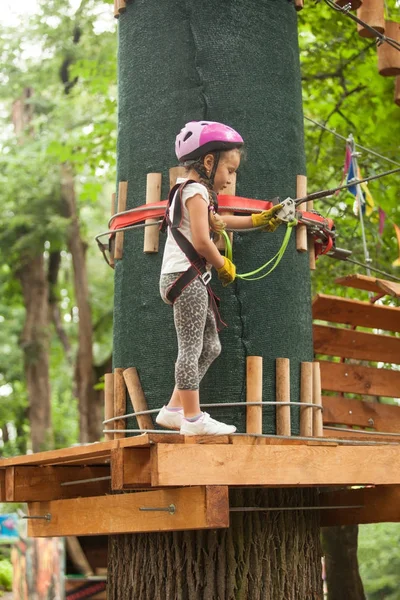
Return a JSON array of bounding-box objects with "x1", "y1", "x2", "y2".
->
[{"x1": 186, "y1": 148, "x2": 243, "y2": 233}]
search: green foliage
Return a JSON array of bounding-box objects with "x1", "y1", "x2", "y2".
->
[
  {"x1": 358, "y1": 523, "x2": 400, "y2": 600},
  {"x1": 0, "y1": 559, "x2": 12, "y2": 592}
]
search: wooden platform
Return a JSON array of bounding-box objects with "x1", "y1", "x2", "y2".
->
[{"x1": 2, "y1": 432, "x2": 400, "y2": 537}]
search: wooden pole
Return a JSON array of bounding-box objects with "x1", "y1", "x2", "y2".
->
[
  {"x1": 110, "y1": 192, "x2": 116, "y2": 268},
  {"x1": 104, "y1": 373, "x2": 114, "y2": 441},
  {"x1": 300, "y1": 362, "x2": 313, "y2": 437},
  {"x1": 66, "y1": 537, "x2": 94, "y2": 576},
  {"x1": 215, "y1": 173, "x2": 236, "y2": 251},
  {"x1": 312, "y1": 362, "x2": 323, "y2": 437},
  {"x1": 246, "y1": 356, "x2": 263, "y2": 434},
  {"x1": 295, "y1": 0, "x2": 304, "y2": 10},
  {"x1": 144, "y1": 173, "x2": 162, "y2": 254},
  {"x1": 378, "y1": 21, "x2": 400, "y2": 77},
  {"x1": 123, "y1": 367, "x2": 154, "y2": 431},
  {"x1": 296, "y1": 174, "x2": 308, "y2": 253},
  {"x1": 115, "y1": 182, "x2": 128, "y2": 260},
  {"x1": 276, "y1": 358, "x2": 291, "y2": 436},
  {"x1": 169, "y1": 166, "x2": 186, "y2": 190},
  {"x1": 357, "y1": 0, "x2": 385, "y2": 38},
  {"x1": 113, "y1": 368, "x2": 126, "y2": 439}
]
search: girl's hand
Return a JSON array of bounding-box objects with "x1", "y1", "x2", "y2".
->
[
  {"x1": 251, "y1": 204, "x2": 283, "y2": 231},
  {"x1": 217, "y1": 257, "x2": 236, "y2": 286}
]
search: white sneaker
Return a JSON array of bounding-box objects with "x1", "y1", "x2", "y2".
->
[
  {"x1": 156, "y1": 406, "x2": 183, "y2": 430},
  {"x1": 180, "y1": 412, "x2": 236, "y2": 436}
]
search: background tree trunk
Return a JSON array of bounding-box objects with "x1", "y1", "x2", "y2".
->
[
  {"x1": 17, "y1": 257, "x2": 53, "y2": 452},
  {"x1": 322, "y1": 525, "x2": 365, "y2": 600},
  {"x1": 60, "y1": 164, "x2": 100, "y2": 443}
]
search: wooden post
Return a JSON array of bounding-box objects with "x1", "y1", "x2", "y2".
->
[
  {"x1": 312, "y1": 361, "x2": 323, "y2": 437},
  {"x1": 123, "y1": 367, "x2": 154, "y2": 431},
  {"x1": 295, "y1": 0, "x2": 304, "y2": 10},
  {"x1": 276, "y1": 358, "x2": 291, "y2": 436},
  {"x1": 300, "y1": 362, "x2": 313, "y2": 437},
  {"x1": 215, "y1": 173, "x2": 236, "y2": 251},
  {"x1": 144, "y1": 173, "x2": 162, "y2": 254},
  {"x1": 395, "y1": 77, "x2": 400, "y2": 107},
  {"x1": 115, "y1": 182, "x2": 128, "y2": 260},
  {"x1": 114, "y1": 0, "x2": 126, "y2": 17},
  {"x1": 113, "y1": 368, "x2": 126, "y2": 439},
  {"x1": 357, "y1": 0, "x2": 385, "y2": 38},
  {"x1": 296, "y1": 174, "x2": 307, "y2": 253},
  {"x1": 378, "y1": 21, "x2": 400, "y2": 77},
  {"x1": 246, "y1": 356, "x2": 263, "y2": 434},
  {"x1": 104, "y1": 373, "x2": 114, "y2": 441},
  {"x1": 66, "y1": 537, "x2": 94, "y2": 576},
  {"x1": 110, "y1": 192, "x2": 116, "y2": 268},
  {"x1": 169, "y1": 166, "x2": 186, "y2": 190}
]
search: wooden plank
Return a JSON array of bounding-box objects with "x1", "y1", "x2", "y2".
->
[
  {"x1": 319, "y1": 361, "x2": 400, "y2": 398},
  {"x1": 323, "y1": 427, "x2": 400, "y2": 443},
  {"x1": 335, "y1": 273, "x2": 400, "y2": 299},
  {"x1": 151, "y1": 443, "x2": 400, "y2": 487},
  {"x1": 111, "y1": 447, "x2": 151, "y2": 490},
  {"x1": 0, "y1": 470, "x2": 5, "y2": 501},
  {"x1": 320, "y1": 485, "x2": 400, "y2": 526},
  {"x1": 312, "y1": 294, "x2": 400, "y2": 332},
  {"x1": 4, "y1": 466, "x2": 110, "y2": 502},
  {"x1": 0, "y1": 440, "x2": 117, "y2": 468},
  {"x1": 323, "y1": 395, "x2": 400, "y2": 432},
  {"x1": 27, "y1": 486, "x2": 229, "y2": 537},
  {"x1": 313, "y1": 324, "x2": 400, "y2": 364}
]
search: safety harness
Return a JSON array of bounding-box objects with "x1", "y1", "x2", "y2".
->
[{"x1": 160, "y1": 180, "x2": 227, "y2": 331}]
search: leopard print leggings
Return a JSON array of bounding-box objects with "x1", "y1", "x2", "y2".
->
[{"x1": 160, "y1": 273, "x2": 221, "y2": 390}]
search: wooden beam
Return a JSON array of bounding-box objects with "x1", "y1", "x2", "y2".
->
[
  {"x1": 0, "y1": 440, "x2": 117, "y2": 468},
  {"x1": 27, "y1": 486, "x2": 229, "y2": 537},
  {"x1": 115, "y1": 181, "x2": 128, "y2": 260},
  {"x1": 319, "y1": 361, "x2": 400, "y2": 398},
  {"x1": 323, "y1": 395, "x2": 400, "y2": 432},
  {"x1": 246, "y1": 356, "x2": 263, "y2": 434},
  {"x1": 151, "y1": 443, "x2": 400, "y2": 487},
  {"x1": 111, "y1": 447, "x2": 151, "y2": 489},
  {"x1": 320, "y1": 485, "x2": 400, "y2": 526},
  {"x1": 143, "y1": 173, "x2": 161, "y2": 254},
  {"x1": 334, "y1": 273, "x2": 400, "y2": 297},
  {"x1": 313, "y1": 324, "x2": 400, "y2": 364},
  {"x1": 323, "y1": 427, "x2": 400, "y2": 443},
  {"x1": 312, "y1": 294, "x2": 400, "y2": 332},
  {"x1": 0, "y1": 470, "x2": 5, "y2": 502},
  {"x1": 4, "y1": 466, "x2": 110, "y2": 502},
  {"x1": 123, "y1": 367, "x2": 154, "y2": 431}
]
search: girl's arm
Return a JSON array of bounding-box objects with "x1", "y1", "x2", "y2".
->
[
  {"x1": 186, "y1": 195, "x2": 224, "y2": 269},
  {"x1": 220, "y1": 214, "x2": 253, "y2": 229}
]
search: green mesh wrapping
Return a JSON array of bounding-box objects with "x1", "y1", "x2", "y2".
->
[{"x1": 113, "y1": 0, "x2": 313, "y2": 435}]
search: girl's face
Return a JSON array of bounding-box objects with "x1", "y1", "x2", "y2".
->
[{"x1": 205, "y1": 150, "x2": 241, "y2": 193}]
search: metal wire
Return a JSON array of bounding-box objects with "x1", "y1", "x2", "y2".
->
[
  {"x1": 324, "y1": 426, "x2": 400, "y2": 438},
  {"x1": 101, "y1": 429, "x2": 400, "y2": 445},
  {"x1": 102, "y1": 401, "x2": 323, "y2": 425},
  {"x1": 331, "y1": 255, "x2": 400, "y2": 283},
  {"x1": 229, "y1": 504, "x2": 364, "y2": 512},
  {"x1": 324, "y1": 0, "x2": 400, "y2": 52},
  {"x1": 304, "y1": 116, "x2": 400, "y2": 168},
  {"x1": 60, "y1": 476, "x2": 111, "y2": 487}
]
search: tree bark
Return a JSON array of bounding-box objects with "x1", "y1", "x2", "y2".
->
[
  {"x1": 108, "y1": 488, "x2": 323, "y2": 600},
  {"x1": 16, "y1": 256, "x2": 53, "y2": 452},
  {"x1": 60, "y1": 164, "x2": 100, "y2": 443},
  {"x1": 322, "y1": 525, "x2": 365, "y2": 600}
]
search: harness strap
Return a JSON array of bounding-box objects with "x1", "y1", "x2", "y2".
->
[{"x1": 164, "y1": 180, "x2": 227, "y2": 331}]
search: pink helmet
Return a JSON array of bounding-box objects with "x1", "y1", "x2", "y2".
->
[{"x1": 175, "y1": 121, "x2": 244, "y2": 162}]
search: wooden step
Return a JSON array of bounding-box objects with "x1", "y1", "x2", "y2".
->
[
  {"x1": 313, "y1": 324, "x2": 400, "y2": 364},
  {"x1": 313, "y1": 294, "x2": 400, "y2": 332},
  {"x1": 335, "y1": 273, "x2": 400, "y2": 298},
  {"x1": 319, "y1": 361, "x2": 400, "y2": 398},
  {"x1": 323, "y1": 396, "x2": 400, "y2": 432}
]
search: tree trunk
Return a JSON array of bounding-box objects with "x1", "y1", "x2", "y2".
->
[
  {"x1": 17, "y1": 256, "x2": 53, "y2": 452},
  {"x1": 108, "y1": 488, "x2": 322, "y2": 600},
  {"x1": 60, "y1": 164, "x2": 100, "y2": 443},
  {"x1": 322, "y1": 525, "x2": 365, "y2": 600}
]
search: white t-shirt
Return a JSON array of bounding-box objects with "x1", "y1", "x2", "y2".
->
[{"x1": 161, "y1": 178, "x2": 210, "y2": 274}]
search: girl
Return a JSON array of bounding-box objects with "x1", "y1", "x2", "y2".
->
[{"x1": 156, "y1": 121, "x2": 282, "y2": 436}]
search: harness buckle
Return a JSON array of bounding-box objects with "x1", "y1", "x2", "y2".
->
[{"x1": 200, "y1": 271, "x2": 212, "y2": 286}]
